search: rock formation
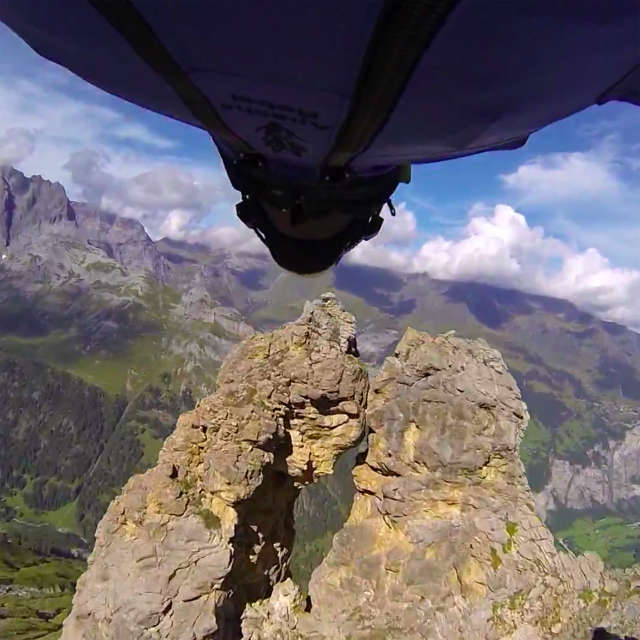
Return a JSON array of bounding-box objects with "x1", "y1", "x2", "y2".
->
[
  {"x1": 243, "y1": 327, "x2": 640, "y2": 639},
  {"x1": 535, "y1": 421, "x2": 640, "y2": 520},
  {"x1": 61, "y1": 293, "x2": 368, "y2": 639},
  {"x1": 1, "y1": 165, "x2": 77, "y2": 249},
  {"x1": 63, "y1": 298, "x2": 640, "y2": 639}
]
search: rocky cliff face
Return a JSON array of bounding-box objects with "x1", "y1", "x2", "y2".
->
[
  {"x1": 0, "y1": 165, "x2": 169, "y2": 283},
  {"x1": 535, "y1": 421, "x2": 640, "y2": 520},
  {"x1": 62, "y1": 297, "x2": 640, "y2": 640},
  {"x1": 1, "y1": 165, "x2": 78, "y2": 248},
  {"x1": 0, "y1": 167, "x2": 260, "y2": 583},
  {"x1": 61, "y1": 293, "x2": 368, "y2": 639},
  {"x1": 256, "y1": 328, "x2": 639, "y2": 640},
  {"x1": 0, "y1": 166, "x2": 253, "y2": 398},
  {"x1": 6, "y1": 164, "x2": 640, "y2": 639},
  {"x1": 73, "y1": 202, "x2": 169, "y2": 279}
]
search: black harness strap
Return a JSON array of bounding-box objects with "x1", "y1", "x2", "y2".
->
[
  {"x1": 88, "y1": 0, "x2": 254, "y2": 154},
  {"x1": 324, "y1": 0, "x2": 460, "y2": 169}
]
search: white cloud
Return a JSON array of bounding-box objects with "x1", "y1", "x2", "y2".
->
[
  {"x1": 0, "y1": 80, "x2": 236, "y2": 241},
  {"x1": 62, "y1": 149, "x2": 117, "y2": 203},
  {"x1": 180, "y1": 224, "x2": 266, "y2": 254},
  {"x1": 347, "y1": 241, "x2": 413, "y2": 271},
  {"x1": 156, "y1": 209, "x2": 195, "y2": 239},
  {"x1": 345, "y1": 200, "x2": 640, "y2": 330},
  {"x1": 411, "y1": 205, "x2": 564, "y2": 282},
  {"x1": 500, "y1": 147, "x2": 622, "y2": 204},
  {"x1": 545, "y1": 249, "x2": 640, "y2": 326},
  {"x1": 122, "y1": 167, "x2": 213, "y2": 210},
  {"x1": 0, "y1": 25, "x2": 241, "y2": 247},
  {"x1": 346, "y1": 202, "x2": 419, "y2": 270},
  {"x1": 0, "y1": 128, "x2": 36, "y2": 166},
  {"x1": 497, "y1": 132, "x2": 640, "y2": 269},
  {"x1": 109, "y1": 122, "x2": 176, "y2": 150},
  {"x1": 378, "y1": 202, "x2": 418, "y2": 244},
  {"x1": 0, "y1": 40, "x2": 252, "y2": 251},
  {"x1": 402, "y1": 204, "x2": 640, "y2": 331},
  {"x1": 0, "y1": 24, "x2": 234, "y2": 234},
  {"x1": 60, "y1": 148, "x2": 234, "y2": 240},
  {"x1": 2, "y1": 25, "x2": 639, "y2": 329}
]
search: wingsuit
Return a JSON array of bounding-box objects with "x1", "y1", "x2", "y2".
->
[{"x1": 1, "y1": 1, "x2": 639, "y2": 272}]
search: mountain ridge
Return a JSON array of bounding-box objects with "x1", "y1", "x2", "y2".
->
[
  {"x1": 59, "y1": 300, "x2": 640, "y2": 639},
  {"x1": 3, "y1": 164, "x2": 640, "y2": 536},
  {"x1": 2, "y1": 164, "x2": 640, "y2": 637}
]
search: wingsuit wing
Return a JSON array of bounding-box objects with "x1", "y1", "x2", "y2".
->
[
  {"x1": 348, "y1": 0, "x2": 640, "y2": 170},
  {"x1": 0, "y1": 0, "x2": 385, "y2": 172},
  {"x1": 0, "y1": 0, "x2": 638, "y2": 173}
]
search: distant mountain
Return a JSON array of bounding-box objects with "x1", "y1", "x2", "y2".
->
[
  {"x1": 0, "y1": 166, "x2": 256, "y2": 549},
  {"x1": 2, "y1": 164, "x2": 640, "y2": 595}
]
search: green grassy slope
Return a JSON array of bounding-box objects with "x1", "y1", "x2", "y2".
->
[
  {"x1": 553, "y1": 513, "x2": 640, "y2": 568},
  {"x1": 0, "y1": 533, "x2": 85, "y2": 640}
]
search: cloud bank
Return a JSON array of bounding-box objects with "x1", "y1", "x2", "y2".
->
[
  {"x1": 2, "y1": 23, "x2": 639, "y2": 332},
  {"x1": 500, "y1": 146, "x2": 623, "y2": 204},
  {"x1": 0, "y1": 25, "x2": 236, "y2": 241},
  {"x1": 61, "y1": 149, "x2": 237, "y2": 240},
  {"x1": 349, "y1": 203, "x2": 640, "y2": 331},
  {"x1": 0, "y1": 128, "x2": 36, "y2": 166}
]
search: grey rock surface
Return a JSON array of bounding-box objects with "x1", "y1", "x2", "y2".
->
[
  {"x1": 245, "y1": 328, "x2": 640, "y2": 639},
  {"x1": 72, "y1": 202, "x2": 169, "y2": 279},
  {"x1": 0, "y1": 166, "x2": 254, "y2": 397},
  {"x1": 4, "y1": 165, "x2": 639, "y2": 638},
  {"x1": 61, "y1": 294, "x2": 368, "y2": 640},
  {"x1": 1, "y1": 165, "x2": 166, "y2": 291},
  {"x1": 1, "y1": 165, "x2": 78, "y2": 248}
]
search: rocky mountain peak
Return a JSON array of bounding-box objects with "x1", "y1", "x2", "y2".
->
[
  {"x1": 0, "y1": 165, "x2": 77, "y2": 248},
  {"x1": 72, "y1": 201, "x2": 153, "y2": 245},
  {"x1": 244, "y1": 328, "x2": 640, "y2": 639},
  {"x1": 287, "y1": 328, "x2": 640, "y2": 639},
  {"x1": 72, "y1": 200, "x2": 169, "y2": 278},
  {"x1": 61, "y1": 301, "x2": 640, "y2": 639},
  {"x1": 61, "y1": 294, "x2": 368, "y2": 639},
  {"x1": 3, "y1": 167, "x2": 640, "y2": 639},
  {"x1": 0, "y1": 165, "x2": 169, "y2": 280}
]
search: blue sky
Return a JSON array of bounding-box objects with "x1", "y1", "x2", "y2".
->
[{"x1": 1, "y1": 22, "x2": 640, "y2": 329}]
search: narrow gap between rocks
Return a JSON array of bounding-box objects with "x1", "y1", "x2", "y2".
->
[{"x1": 289, "y1": 440, "x2": 365, "y2": 596}]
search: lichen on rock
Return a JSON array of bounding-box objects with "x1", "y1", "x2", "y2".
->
[
  {"x1": 245, "y1": 327, "x2": 640, "y2": 640},
  {"x1": 61, "y1": 293, "x2": 368, "y2": 640},
  {"x1": 63, "y1": 302, "x2": 640, "y2": 639}
]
